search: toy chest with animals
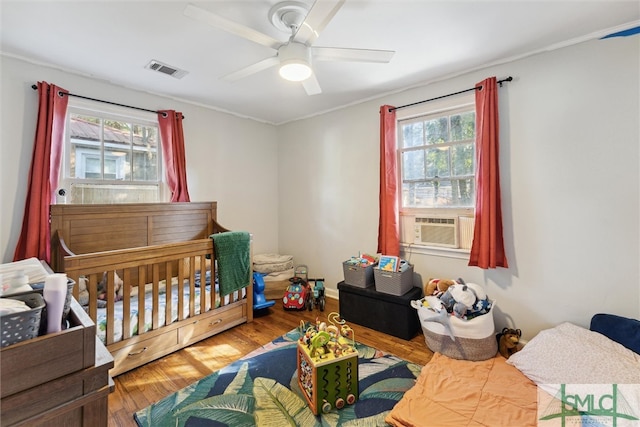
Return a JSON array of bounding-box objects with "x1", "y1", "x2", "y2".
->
[{"x1": 297, "y1": 320, "x2": 359, "y2": 415}]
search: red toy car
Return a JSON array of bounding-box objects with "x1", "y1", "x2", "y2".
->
[{"x1": 283, "y1": 277, "x2": 312, "y2": 310}]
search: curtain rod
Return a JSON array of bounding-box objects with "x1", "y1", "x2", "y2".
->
[
  {"x1": 389, "y1": 76, "x2": 513, "y2": 112},
  {"x1": 31, "y1": 84, "x2": 185, "y2": 119}
]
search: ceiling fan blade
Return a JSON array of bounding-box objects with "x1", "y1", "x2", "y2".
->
[
  {"x1": 312, "y1": 47, "x2": 395, "y2": 63},
  {"x1": 293, "y1": 0, "x2": 345, "y2": 45},
  {"x1": 302, "y1": 73, "x2": 322, "y2": 96},
  {"x1": 222, "y1": 56, "x2": 279, "y2": 82},
  {"x1": 184, "y1": 4, "x2": 281, "y2": 50}
]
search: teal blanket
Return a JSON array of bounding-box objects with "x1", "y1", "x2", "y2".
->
[{"x1": 210, "y1": 231, "x2": 251, "y2": 296}]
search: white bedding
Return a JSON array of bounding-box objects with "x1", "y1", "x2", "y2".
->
[{"x1": 507, "y1": 322, "x2": 640, "y2": 404}]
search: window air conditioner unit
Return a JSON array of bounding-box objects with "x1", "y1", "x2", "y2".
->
[{"x1": 414, "y1": 216, "x2": 459, "y2": 248}]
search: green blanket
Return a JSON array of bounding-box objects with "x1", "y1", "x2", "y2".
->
[{"x1": 210, "y1": 231, "x2": 251, "y2": 296}]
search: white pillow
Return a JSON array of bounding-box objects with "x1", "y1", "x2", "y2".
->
[{"x1": 507, "y1": 322, "x2": 640, "y2": 386}]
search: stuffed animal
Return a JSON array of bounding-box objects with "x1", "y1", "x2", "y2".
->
[
  {"x1": 77, "y1": 277, "x2": 90, "y2": 307},
  {"x1": 424, "y1": 278, "x2": 456, "y2": 297},
  {"x1": 439, "y1": 283, "x2": 477, "y2": 318},
  {"x1": 439, "y1": 281, "x2": 492, "y2": 319},
  {"x1": 496, "y1": 327, "x2": 521, "y2": 358},
  {"x1": 97, "y1": 271, "x2": 124, "y2": 302},
  {"x1": 464, "y1": 282, "x2": 492, "y2": 319},
  {"x1": 77, "y1": 271, "x2": 124, "y2": 308}
]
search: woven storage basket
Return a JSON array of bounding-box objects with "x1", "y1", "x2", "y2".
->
[
  {"x1": 374, "y1": 264, "x2": 414, "y2": 296},
  {"x1": 1, "y1": 292, "x2": 45, "y2": 348},
  {"x1": 342, "y1": 262, "x2": 375, "y2": 288},
  {"x1": 412, "y1": 298, "x2": 497, "y2": 361}
]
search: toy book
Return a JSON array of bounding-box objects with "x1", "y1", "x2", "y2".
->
[{"x1": 378, "y1": 255, "x2": 398, "y2": 272}]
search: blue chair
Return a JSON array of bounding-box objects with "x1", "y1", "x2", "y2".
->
[{"x1": 253, "y1": 272, "x2": 275, "y2": 310}]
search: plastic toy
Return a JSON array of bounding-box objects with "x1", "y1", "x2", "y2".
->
[
  {"x1": 308, "y1": 278, "x2": 326, "y2": 312},
  {"x1": 294, "y1": 264, "x2": 308, "y2": 281},
  {"x1": 252, "y1": 272, "x2": 275, "y2": 311},
  {"x1": 283, "y1": 265, "x2": 311, "y2": 310}
]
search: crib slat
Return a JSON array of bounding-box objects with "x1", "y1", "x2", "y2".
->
[
  {"x1": 198, "y1": 254, "x2": 206, "y2": 314},
  {"x1": 122, "y1": 269, "x2": 131, "y2": 341},
  {"x1": 152, "y1": 264, "x2": 160, "y2": 331},
  {"x1": 69, "y1": 272, "x2": 80, "y2": 301},
  {"x1": 188, "y1": 256, "x2": 195, "y2": 318},
  {"x1": 210, "y1": 258, "x2": 217, "y2": 311},
  {"x1": 106, "y1": 271, "x2": 115, "y2": 346},
  {"x1": 177, "y1": 260, "x2": 185, "y2": 321},
  {"x1": 88, "y1": 274, "x2": 98, "y2": 327},
  {"x1": 164, "y1": 261, "x2": 172, "y2": 327},
  {"x1": 137, "y1": 266, "x2": 146, "y2": 340}
]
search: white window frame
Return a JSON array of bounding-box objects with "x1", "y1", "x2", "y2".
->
[
  {"x1": 58, "y1": 97, "x2": 168, "y2": 204},
  {"x1": 397, "y1": 94, "x2": 475, "y2": 258}
]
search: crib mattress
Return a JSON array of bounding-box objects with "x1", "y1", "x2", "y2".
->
[{"x1": 92, "y1": 280, "x2": 218, "y2": 344}]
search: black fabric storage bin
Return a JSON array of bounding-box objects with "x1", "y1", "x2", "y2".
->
[{"x1": 338, "y1": 281, "x2": 422, "y2": 340}]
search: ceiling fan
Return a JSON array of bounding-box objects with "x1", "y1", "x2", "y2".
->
[{"x1": 183, "y1": 0, "x2": 395, "y2": 95}]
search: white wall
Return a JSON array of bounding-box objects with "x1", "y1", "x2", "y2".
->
[
  {"x1": 277, "y1": 36, "x2": 640, "y2": 339},
  {"x1": 0, "y1": 56, "x2": 280, "y2": 261}
]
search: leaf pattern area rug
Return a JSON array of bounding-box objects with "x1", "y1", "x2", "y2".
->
[{"x1": 135, "y1": 325, "x2": 422, "y2": 426}]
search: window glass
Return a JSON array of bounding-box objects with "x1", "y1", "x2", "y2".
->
[
  {"x1": 425, "y1": 117, "x2": 448, "y2": 145},
  {"x1": 399, "y1": 106, "x2": 475, "y2": 209},
  {"x1": 60, "y1": 105, "x2": 164, "y2": 204}
]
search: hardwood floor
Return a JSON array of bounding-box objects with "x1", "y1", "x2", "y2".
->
[{"x1": 107, "y1": 295, "x2": 433, "y2": 426}]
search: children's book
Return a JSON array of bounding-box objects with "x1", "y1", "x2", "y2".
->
[{"x1": 378, "y1": 255, "x2": 399, "y2": 272}]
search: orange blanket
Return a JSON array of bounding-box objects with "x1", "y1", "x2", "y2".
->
[{"x1": 386, "y1": 353, "x2": 539, "y2": 427}]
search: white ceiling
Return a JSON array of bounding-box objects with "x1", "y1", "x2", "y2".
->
[{"x1": 1, "y1": 1, "x2": 638, "y2": 124}]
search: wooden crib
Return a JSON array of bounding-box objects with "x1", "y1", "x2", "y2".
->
[{"x1": 50, "y1": 202, "x2": 253, "y2": 376}]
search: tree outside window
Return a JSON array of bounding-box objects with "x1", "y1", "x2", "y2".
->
[{"x1": 400, "y1": 108, "x2": 475, "y2": 209}]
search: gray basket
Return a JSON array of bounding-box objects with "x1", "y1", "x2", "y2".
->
[
  {"x1": 342, "y1": 262, "x2": 375, "y2": 288},
  {"x1": 374, "y1": 264, "x2": 414, "y2": 296},
  {"x1": 1, "y1": 293, "x2": 45, "y2": 348}
]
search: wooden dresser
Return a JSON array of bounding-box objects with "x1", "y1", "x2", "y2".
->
[{"x1": 0, "y1": 298, "x2": 113, "y2": 426}]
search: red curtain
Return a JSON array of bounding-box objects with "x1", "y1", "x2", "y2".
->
[
  {"x1": 377, "y1": 105, "x2": 400, "y2": 257},
  {"x1": 158, "y1": 110, "x2": 190, "y2": 202},
  {"x1": 13, "y1": 82, "x2": 69, "y2": 262},
  {"x1": 469, "y1": 77, "x2": 508, "y2": 269}
]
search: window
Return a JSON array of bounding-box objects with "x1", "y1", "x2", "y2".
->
[
  {"x1": 399, "y1": 105, "x2": 475, "y2": 209},
  {"x1": 397, "y1": 98, "x2": 476, "y2": 252},
  {"x1": 59, "y1": 101, "x2": 166, "y2": 204}
]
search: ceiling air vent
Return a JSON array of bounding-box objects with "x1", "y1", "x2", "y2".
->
[{"x1": 145, "y1": 60, "x2": 188, "y2": 79}]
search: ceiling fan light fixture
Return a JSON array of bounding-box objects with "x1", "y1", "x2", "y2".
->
[
  {"x1": 278, "y1": 42, "x2": 312, "y2": 82},
  {"x1": 279, "y1": 60, "x2": 312, "y2": 81}
]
